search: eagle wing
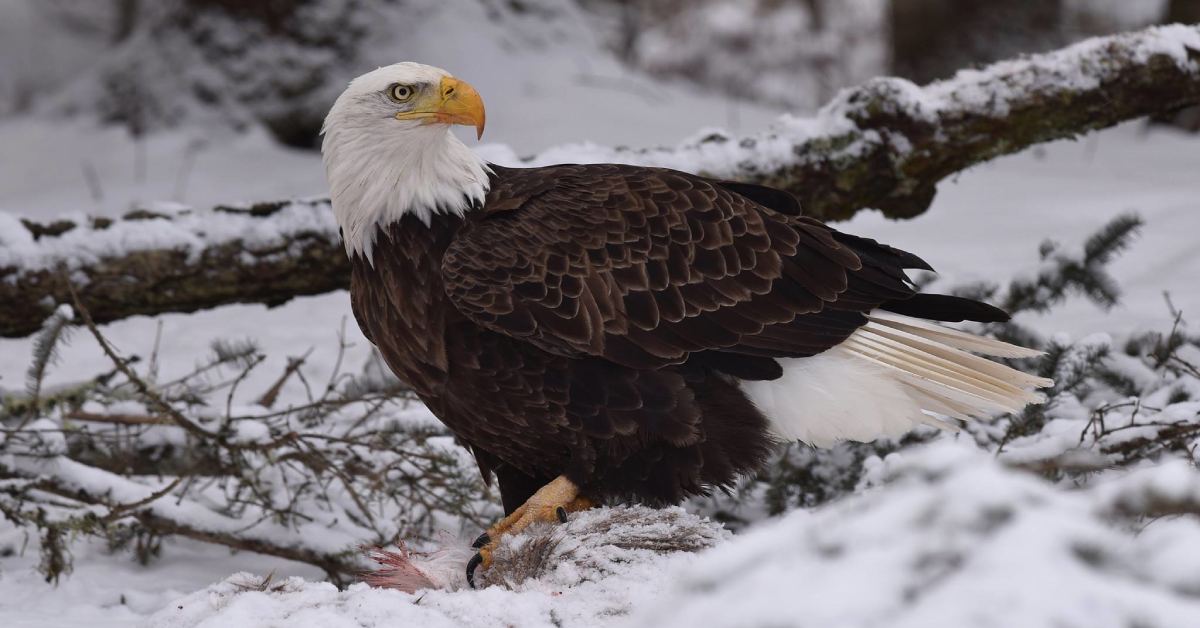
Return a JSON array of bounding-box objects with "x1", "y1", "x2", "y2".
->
[{"x1": 442, "y1": 163, "x2": 962, "y2": 372}]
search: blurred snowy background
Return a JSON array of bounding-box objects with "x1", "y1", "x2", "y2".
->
[{"x1": 1, "y1": 1, "x2": 1199, "y2": 627}]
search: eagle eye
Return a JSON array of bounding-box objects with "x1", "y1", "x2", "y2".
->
[{"x1": 388, "y1": 83, "x2": 415, "y2": 103}]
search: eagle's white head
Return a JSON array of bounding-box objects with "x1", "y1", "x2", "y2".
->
[{"x1": 321, "y1": 63, "x2": 491, "y2": 261}]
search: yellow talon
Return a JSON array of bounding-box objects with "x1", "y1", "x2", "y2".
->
[{"x1": 467, "y1": 476, "x2": 594, "y2": 586}]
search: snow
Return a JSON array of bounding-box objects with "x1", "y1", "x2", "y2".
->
[
  {"x1": 924, "y1": 23, "x2": 1200, "y2": 116},
  {"x1": 636, "y1": 441, "x2": 1200, "y2": 628},
  {"x1": 2, "y1": 8, "x2": 1200, "y2": 628},
  {"x1": 0, "y1": 532, "x2": 323, "y2": 628},
  {"x1": 144, "y1": 506, "x2": 722, "y2": 628},
  {"x1": 0, "y1": 196, "x2": 334, "y2": 273}
]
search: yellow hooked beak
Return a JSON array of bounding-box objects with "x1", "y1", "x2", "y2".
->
[{"x1": 394, "y1": 76, "x2": 486, "y2": 139}]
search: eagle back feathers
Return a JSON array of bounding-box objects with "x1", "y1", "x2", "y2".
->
[{"x1": 441, "y1": 164, "x2": 921, "y2": 371}]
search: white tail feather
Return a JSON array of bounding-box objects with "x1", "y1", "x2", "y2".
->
[
  {"x1": 739, "y1": 312, "x2": 1053, "y2": 447},
  {"x1": 868, "y1": 311, "x2": 1045, "y2": 358}
]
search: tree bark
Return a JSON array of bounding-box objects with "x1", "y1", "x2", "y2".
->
[
  {"x1": 1158, "y1": 0, "x2": 1200, "y2": 131},
  {"x1": 3, "y1": 25, "x2": 1199, "y2": 339}
]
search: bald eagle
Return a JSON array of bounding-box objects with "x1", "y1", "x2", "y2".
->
[{"x1": 321, "y1": 63, "x2": 1051, "y2": 586}]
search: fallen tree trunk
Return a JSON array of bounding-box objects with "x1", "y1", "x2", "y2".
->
[
  {"x1": 1, "y1": 201, "x2": 347, "y2": 338},
  {"x1": 3, "y1": 24, "x2": 1199, "y2": 338}
]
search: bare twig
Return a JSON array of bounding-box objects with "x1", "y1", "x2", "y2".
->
[
  {"x1": 68, "y1": 283, "x2": 213, "y2": 440},
  {"x1": 257, "y1": 349, "x2": 313, "y2": 409},
  {"x1": 63, "y1": 411, "x2": 173, "y2": 426}
]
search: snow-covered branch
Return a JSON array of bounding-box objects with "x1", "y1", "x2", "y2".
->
[
  {"x1": 552, "y1": 23, "x2": 1200, "y2": 221},
  {"x1": 3, "y1": 24, "x2": 1198, "y2": 338},
  {"x1": 1, "y1": 200, "x2": 343, "y2": 338}
]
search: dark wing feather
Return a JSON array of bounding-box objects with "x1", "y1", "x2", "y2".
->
[{"x1": 442, "y1": 164, "x2": 926, "y2": 370}]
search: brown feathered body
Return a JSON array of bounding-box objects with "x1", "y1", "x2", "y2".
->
[{"x1": 349, "y1": 164, "x2": 1010, "y2": 511}]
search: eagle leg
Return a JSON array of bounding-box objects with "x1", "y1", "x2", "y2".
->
[{"x1": 466, "y1": 475, "x2": 594, "y2": 588}]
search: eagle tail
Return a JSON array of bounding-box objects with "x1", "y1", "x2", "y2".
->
[{"x1": 738, "y1": 312, "x2": 1052, "y2": 447}]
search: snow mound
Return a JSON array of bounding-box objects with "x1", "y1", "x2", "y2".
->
[
  {"x1": 633, "y1": 440, "x2": 1200, "y2": 628},
  {"x1": 150, "y1": 506, "x2": 724, "y2": 628}
]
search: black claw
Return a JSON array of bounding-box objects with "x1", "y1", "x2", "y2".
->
[
  {"x1": 466, "y1": 552, "x2": 482, "y2": 589},
  {"x1": 471, "y1": 532, "x2": 490, "y2": 549},
  {"x1": 556, "y1": 506, "x2": 568, "y2": 523}
]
